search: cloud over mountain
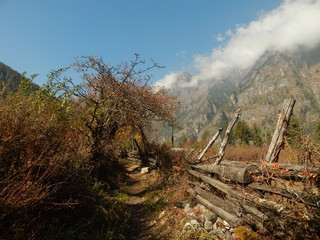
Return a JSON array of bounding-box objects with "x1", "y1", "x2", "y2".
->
[{"x1": 156, "y1": 0, "x2": 320, "y2": 89}]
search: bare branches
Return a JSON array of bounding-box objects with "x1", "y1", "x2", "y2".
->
[{"x1": 67, "y1": 55, "x2": 178, "y2": 158}]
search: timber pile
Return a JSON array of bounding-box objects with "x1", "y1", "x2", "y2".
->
[
  {"x1": 188, "y1": 161, "x2": 320, "y2": 237},
  {"x1": 185, "y1": 100, "x2": 320, "y2": 239}
]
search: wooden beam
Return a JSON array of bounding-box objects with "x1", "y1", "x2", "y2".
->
[
  {"x1": 215, "y1": 109, "x2": 241, "y2": 165},
  {"x1": 194, "y1": 128, "x2": 222, "y2": 163},
  {"x1": 265, "y1": 98, "x2": 296, "y2": 163}
]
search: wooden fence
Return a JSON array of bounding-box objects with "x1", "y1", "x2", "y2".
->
[{"x1": 186, "y1": 98, "x2": 320, "y2": 237}]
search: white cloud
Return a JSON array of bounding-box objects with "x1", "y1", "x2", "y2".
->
[
  {"x1": 216, "y1": 33, "x2": 225, "y2": 42},
  {"x1": 156, "y1": 0, "x2": 320, "y2": 89}
]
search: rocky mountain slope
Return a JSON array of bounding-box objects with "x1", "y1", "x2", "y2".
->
[
  {"x1": 0, "y1": 62, "x2": 22, "y2": 92},
  {"x1": 158, "y1": 48, "x2": 320, "y2": 144}
]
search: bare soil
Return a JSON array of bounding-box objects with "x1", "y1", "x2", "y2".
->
[{"x1": 125, "y1": 165, "x2": 159, "y2": 240}]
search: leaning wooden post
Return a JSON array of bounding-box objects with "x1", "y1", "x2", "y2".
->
[
  {"x1": 214, "y1": 109, "x2": 241, "y2": 165},
  {"x1": 194, "y1": 128, "x2": 222, "y2": 163},
  {"x1": 265, "y1": 98, "x2": 296, "y2": 163}
]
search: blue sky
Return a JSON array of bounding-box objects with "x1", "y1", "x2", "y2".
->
[{"x1": 0, "y1": 0, "x2": 284, "y2": 85}]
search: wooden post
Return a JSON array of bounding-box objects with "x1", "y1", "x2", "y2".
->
[
  {"x1": 215, "y1": 109, "x2": 241, "y2": 165},
  {"x1": 194, "y1": 128, "x2": 222, "y2": 163},
  {"x1": 265, "y1": 98, "x2": 296, "y2": 163}
]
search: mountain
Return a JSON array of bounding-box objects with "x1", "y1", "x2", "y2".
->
[
  {"x1": 158, "y1": 48, "x2": 320, "y2": 144},
  {"x1": 0, "y1": 62, "x2": 39, "y2": 94},
  {"x1": 0, "y1": 62, "x2": 22, "y2": 92}
]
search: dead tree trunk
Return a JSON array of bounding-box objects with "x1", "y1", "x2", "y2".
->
[
  {"x1": 215, "y1": 109, "x2": 241, "y2": 165},
  {"x1": 265, "y1": 98, "x2": 296, "y2": 163}
]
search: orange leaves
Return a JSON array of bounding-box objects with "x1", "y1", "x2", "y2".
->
[
  {"x1": 241, "y1": 192, "x2": 250, "y2": 199},
  {"x1": 270, "y1": 163, "x2": 280, "y2": 170},
  {"x1": 280, "y1": 169, "x2": 289, "y2": 174}
]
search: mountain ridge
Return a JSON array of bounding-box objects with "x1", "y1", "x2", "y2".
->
[{"x1": 158, "y1": 48, "x2": 320, "y2": 144}]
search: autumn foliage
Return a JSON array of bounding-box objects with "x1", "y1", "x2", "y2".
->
[{"x1": 0, "y1": 56, "x2": 178, "y2": 239}]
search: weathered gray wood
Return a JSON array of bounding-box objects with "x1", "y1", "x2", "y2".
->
[
  {"x1": 195, "y1": 194, "x2": 243, "y2": 227},
  {"x1": 220, "y1": 161, "x2": 260, "y2": 174},
  {"x1": 225, "y1": 195, "x2": 269, "y2": 221},
  {"x1": 265, "y1": 98, "x2": 296, "y2": 163},
  {"x1": 192, "y1": 164, "x2": 253, "y2": 184},
  {"x1": 194, "y1": 186, "x2": 268, "y2": 228},
  {"x1": 215, "y1": 109, "x2": 241, "y2": 165},
  {"x1": 248, "y1": 182, "x2": 294, "y2": 198},
  {"x1": 194, "y1": 186, "x2": 233, "y2": 210},
  {"x1": 188, "y1": 169, "x2": 290, "y2": 214},
  {"x1": 195, "y1": 128, "x2": 222, "y2": 163},
  {"x1": 260, "y1": 163, "x2": 320, "y2": 173},
  {"x1": 186, "y1": 148, "x2": 195, "y2": 159}
]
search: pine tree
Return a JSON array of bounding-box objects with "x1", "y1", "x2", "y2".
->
[{"x1": 286, "y1": 116, "x2": 302, "y2": 146}]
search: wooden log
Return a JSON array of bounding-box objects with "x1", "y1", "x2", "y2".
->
[
  {"x1": 260, "y1": 163, "x2": 320, "y2": 173},
  {"x1": 254, "y1": 167, "x2": 319, "y2": 181},
  {"x1": 195, "y1": 186, "x2": 268, "y2": 230},
  {"x1": 225, "y1": 195, "x2": 269, "y2": 221},
  {"x1": 194, "y1": 128, "x2": 222, "y2": 163},
  {"x1": 192, "y1": 164, "x2": 253, "y2": 184},
  {"x1": 220, "y1": 161, "x2": 319, "y2": 179},
  {"x1": 220, "y1": 160, "x2": 320, "y2": 173},
  {"x1": 188, "y1": 169, "x2": 290, "y2": 214},
  {"x1": 215, "y1": 109, "x2": 241, "y2": 165},
  {"x1": 248, "y1": 182, "x2": 316, "y2": 207},
  {"x1": 248, "y1": 182, "x2": 294, "y2": 198},
  {"x1": 194, "y1": 186, "x2": 233, "y2": 210},
  {"x1": 265, "y1": 98, "x2": 296, "y2": 163},
  {"x1": 194, "y1": 194, "x2": 243, "y2": 227},
  {"x1": 220, "y1": 161, "x2": 260, "y2": 174}
]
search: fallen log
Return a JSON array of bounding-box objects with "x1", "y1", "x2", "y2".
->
[
  {"x1": 192, "y1": 164, "x2": 253, "y2": 184},
  {"x1": 219, "y1": 161, "x2": 319, "y2": 180},
  {"x1": 225, "y1": 195, "x2": 269, "y2": 221},
  {"x1": 248, "y1": 182, "x2": 294, "y2": 198},
  {"x1": 194, "y1": 183, "x2": 269, "y2": 222},
  {"x1": 194, "y1": 186, "x2": 264, "y2": 230},
  {"x1": 188, "y1": 188, "x2": 243, "y2": 227},
  {"x1": 194, "y1": 186, "x2": 233, "y2": 210},
  {"x1": 260, "y1": 163, "x2": 320, "y2": 172},
  {"x1": 254, "y1": 168, "x2": 319, "y2": 181},
  {"x1": 188, "y1": 169, "x2": 290, "y2": 214},
  {"x1": 248, "y1": 182, "x2": 316, "y2": 207}
]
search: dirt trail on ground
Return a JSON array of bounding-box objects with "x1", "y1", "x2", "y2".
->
[{"x1": 125, "y1": 165, "x2": 158, "y2": 240}]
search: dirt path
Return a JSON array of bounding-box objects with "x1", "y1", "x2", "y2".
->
[{"x1": 125, "y1": 166, "x2": 158, "y2": 240}]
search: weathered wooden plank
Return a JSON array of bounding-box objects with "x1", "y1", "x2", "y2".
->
[
  {"x1": 248, "y1": 182, "x2": 294, "y2": 198},
  {"x1": 265, "y1": 98, "x2": 296, "y2": 163},
  {"x1": 215, "y1": 109, "x2": 241, "y2": 165},
  {"x1": 194, "y1": 128, "x2": 222, "y2": 163}
]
